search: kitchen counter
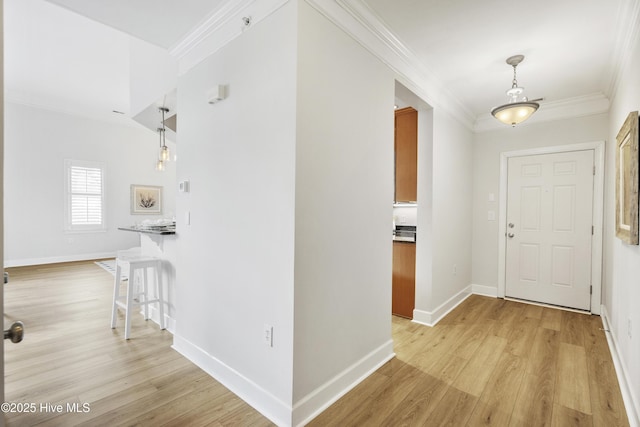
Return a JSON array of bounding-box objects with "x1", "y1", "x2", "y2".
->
[{"x1": 118, "y1": 225, "x2": 176, "y2": 235}]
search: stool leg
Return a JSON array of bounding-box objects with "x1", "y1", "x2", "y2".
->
[
  {"x1": 111, "y1": 261, "x2": 121, "y2": 328},
  {"x1": 142, "y1": 266, "x2": 150, "y2": 320},
  {"x1": 156, "y1": 260, "x2": 166, "y2": 330},
  {"x1": 124, "y1": 263, "x2": 135, "y2": 340}
]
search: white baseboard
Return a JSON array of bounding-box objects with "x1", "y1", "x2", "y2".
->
[
  {"x1": 471, "y1": 284, "x2": 498, "y2": 298},
  {"x1": 172, "y1": 335, "x2": 394, "y2": 427},
  {"x1": 292, "y1": 340, "x2": 395, "y2": 426},
  {"x1": 412, "y1": 285, "x2": 473, "y2": 327},
  {"x1": 172, "y1": 335, "x2": 293, "y2": 426},
  {"x1": 601, "y1": 305, "x2": 640, "y2": 427},
  {"x1": 4, "y1": 252, "x2": 116, "y2": 267}
]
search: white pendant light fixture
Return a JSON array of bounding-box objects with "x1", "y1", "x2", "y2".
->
[{"x1": 491, "y1": 55, "x2": 540, "y2": 126}]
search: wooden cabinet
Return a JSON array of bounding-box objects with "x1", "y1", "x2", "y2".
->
[
  {"x1": 394, "y1": 107, "x2": 418, "y2": 202},
  {"x1": 392, "y1": 241, "x2": 416, "y2": 319}
]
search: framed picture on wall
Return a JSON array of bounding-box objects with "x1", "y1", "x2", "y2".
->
[
  {"x1": 131, "y1": 185, "x2": 162, "y2": 215},
  {"x1": 615, "y1": 111, "x2": 639, "y2": 245}
]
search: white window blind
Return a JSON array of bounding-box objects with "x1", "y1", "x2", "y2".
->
[{"x1": 65, "y1": 160, "x2": 106, "y2": 232}]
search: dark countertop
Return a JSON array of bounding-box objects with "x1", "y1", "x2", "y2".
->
[{"x1": 118, "y1": 226, "x2": 176, "y2": 235}]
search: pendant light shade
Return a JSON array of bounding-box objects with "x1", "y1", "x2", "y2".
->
[
  {"x1": 491, "y1": 55, "x2": 540, "y2": 126},
  {"x1": 155, "y1": 107, "x2": 170, "y2": 170},
  {"x1": 491, "y1": 102, "x2": 539, "y2": 125},
  {"x1": 160, "y1": 145, "x2": 170, "y2": 162}
]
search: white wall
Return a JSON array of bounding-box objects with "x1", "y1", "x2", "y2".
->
[
  {"x1": 292, "y1": 1, "x2": 395, "y2": 421},
  {"x1": 172, "y1": 1, "x2": 397, "y2": 424},
  {"x1": 605, "y1": 25, "x2": 640, "y2": 422},
  {"x1": 128, "y1": 37, "x2": 178, "y2": 117},
  {"x1": 431, "y1": 111, "x2": 474, "y2": 306},
  {"x1": 412, "y1": 109, "x2": 474, "y2": 323},
  {"x1": 4, "y1": 102, "x2": 176, "y2": 266},
  {"x1": 172, "y1": 2, "x2": 297, "y2": 424},
  {"x1": 471, "y1": 114, "x2": 609, "y2": 292}
]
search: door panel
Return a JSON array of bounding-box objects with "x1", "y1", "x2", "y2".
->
[{"x1": 506, "y1": 150, "x2": 594, "y2": 310}]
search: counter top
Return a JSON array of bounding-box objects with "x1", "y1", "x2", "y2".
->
[{"x1": 118, "y1": 226, "x2": 176, "y2": 235}]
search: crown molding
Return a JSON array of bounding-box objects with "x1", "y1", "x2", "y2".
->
[
  {"x1": 169, "y1": 0, "x2": 288, "y2": 76},
  {"x1": 474, "y1": 93, "x2": 610, "y2": 133},
  {"x1": 168, "y1": 0, "x2": 253, "y2": 58},
  {"x1": 605, "y1": 0, "x2": 640, "y2": 101},
  {"x1": 306, "y1": 0, "x2": 476, "y2": 130}
]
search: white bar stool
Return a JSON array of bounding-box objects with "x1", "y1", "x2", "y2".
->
[{"x1": 111, "y1": 254, "x2": 165, "y2": 339}]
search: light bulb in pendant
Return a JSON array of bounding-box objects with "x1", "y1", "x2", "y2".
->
[
  {"x1": 156, "y1": 159, "x2": 165, "y2": 171},
  {"x1": 160, "y1": 145, "x2": 170, "y2": 162}
]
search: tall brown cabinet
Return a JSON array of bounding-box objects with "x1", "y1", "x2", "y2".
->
[
  {"x1": 394, "y1": 107, "x2": 418, "y2": 202},
  {"x1": 392, "y1": 107, "x2": 417, "y2": 319}
]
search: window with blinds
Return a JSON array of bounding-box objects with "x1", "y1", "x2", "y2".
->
[{"x1": 65, "y1": 160, "x2": 106, "y2": 232}]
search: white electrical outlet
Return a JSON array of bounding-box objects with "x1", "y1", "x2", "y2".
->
[{"x1": 264, "y1": 324, "x2": 273, "y2": 347}]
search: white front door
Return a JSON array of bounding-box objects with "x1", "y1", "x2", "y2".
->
[{"x1": 505, "y1": 150, "x2": 594, "y2": 311}]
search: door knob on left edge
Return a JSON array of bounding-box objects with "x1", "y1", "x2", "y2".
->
[
  {"x1": 508, "y1": 233, "x2": 515, "y2": 238},
  {"x1": 4, "y1": 321, "x2": 24, "y2": 343}
]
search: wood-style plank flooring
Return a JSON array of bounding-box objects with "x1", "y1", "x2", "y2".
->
[
  {"x1": 311, "y1": 297, "x2": 629, "y2": 427},
  {"x1": 4, "y1": 261, "x2": 274, "y2": 427},
  {"x1": 4, "y1": 261, "x2": 629, "y2": 426}
]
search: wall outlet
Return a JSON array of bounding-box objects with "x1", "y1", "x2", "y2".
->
[{"x1": 264, "y1": 324, "x2": 273, "y2": 347}]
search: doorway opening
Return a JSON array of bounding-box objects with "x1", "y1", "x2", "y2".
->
[{"x1": 392, "y1": 81, "x2": 433, "y2": 321}]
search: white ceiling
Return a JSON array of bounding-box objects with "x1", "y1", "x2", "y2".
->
[
  {"x1": 4, "y1": 0, "x2": 633, "y2": 129},
  {"x1": 45, "y1": 0, "x2": 228, "y2": 50},
  {"x1": 366, "y1": 0, "x2": 625, "y2": 117},
  {"x1": 5, "y1": 0, "x2": 131, "y2": 123}
]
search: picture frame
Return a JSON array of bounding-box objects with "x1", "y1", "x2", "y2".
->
[
  {"x1": 615, "y1": 111, "x2": 639, "y2": 244},
  {"x1": 130, "y1": 185, "x2": 162, "y2": 215}
]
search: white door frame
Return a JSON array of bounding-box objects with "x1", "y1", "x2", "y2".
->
[{"x1": 497, "y1": 141, "x2": 605, "y2": 314}]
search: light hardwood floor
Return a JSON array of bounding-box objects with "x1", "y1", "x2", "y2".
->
[{"x1": 3, "y1": 261, "x2": 629, "y2": 426}]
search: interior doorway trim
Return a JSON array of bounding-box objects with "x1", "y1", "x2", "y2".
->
[{"x1": 497, "y1": 141, "x2": 605, "y2": 314}]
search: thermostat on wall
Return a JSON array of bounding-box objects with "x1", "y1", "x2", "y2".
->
[{"x1": 179, "y1": 180, "x2": 190, "y2": 193}]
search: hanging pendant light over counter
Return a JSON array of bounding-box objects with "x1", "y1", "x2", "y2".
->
[
  {"x1": 491, "y1": 55, "x2": 541, "y2": 126},
  {"x1": 156, "y1": 107, "x2": 170, "y2": 171}
]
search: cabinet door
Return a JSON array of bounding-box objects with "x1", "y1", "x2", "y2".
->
[
  {"x1": 392, "y1": 241, "x2": 416, "y2": 318},
  {"x1": 395, "y1": 107, "x2": 418, "y2": 202}
]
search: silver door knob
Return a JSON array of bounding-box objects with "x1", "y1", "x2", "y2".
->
[
  {"x1": 508, "y1": 223, "x2": 515, "y2": 228},
  {"x1": 4, "y1": 321, "x2": 24, "y2": 343},
  {"x1": 508, "y1": 233, "x2": 515, "y2": 238}
]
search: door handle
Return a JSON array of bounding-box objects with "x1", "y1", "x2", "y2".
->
[
  {"x1": 508, "y1": 223, "x2": 515, "y2": 228},
  {"x1": 508, "y1": 233, "x2": 515, "y2": 238},
  {"x1": 4, "y1": 321, "x2": 24, "y2": 343}
]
